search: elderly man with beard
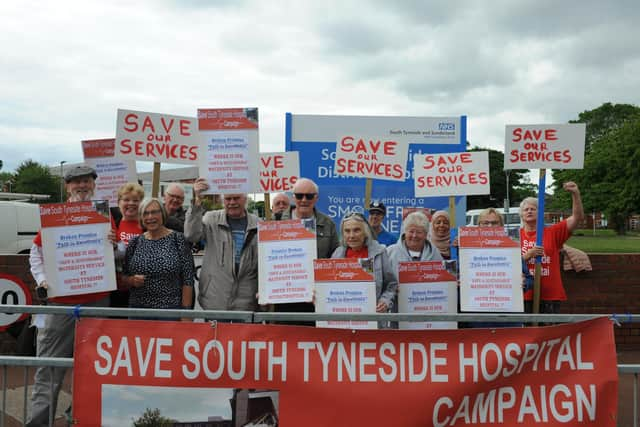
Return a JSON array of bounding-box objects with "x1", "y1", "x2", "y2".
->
[{"x1": 27, "y1": 166, "x2": 111, "y2": 427}]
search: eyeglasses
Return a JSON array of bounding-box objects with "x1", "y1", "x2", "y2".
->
[
  {"x1": 142, "y1": 209, "x2": 163, "y2": 217},
  {"x1": 166, "y1": 192, "x2": 184, "y2": 201},
  {"x1": 479, "y1": 220, "x2": 501, "y2": 226},
  {"x1": 294, "y1": 193, "x2": 316, "y2": 201},
  {"x1": 344, "y1": 212, "x2": 366, "y2": 221}
]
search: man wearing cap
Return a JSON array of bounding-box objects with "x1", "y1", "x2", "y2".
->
[
  {"x1": 28, "y1": 165, "x2": 111, "y2": 427},
  {"x1": 368, "y1": 201, "x2": 398, "y2": 247}
]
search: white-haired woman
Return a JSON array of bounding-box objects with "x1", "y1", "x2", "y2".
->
[
  {"x1": 121, "y1": 198, "x2": 194, "y2": 317},
  {"x1": 387, "y1": 211, "x2": 443, "y2": 272},
  {"x1": 331, "y1": 213, "x2": 397, "y2": 313}
]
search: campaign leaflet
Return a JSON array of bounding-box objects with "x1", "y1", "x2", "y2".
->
[
  {"x1": 82, "y1": 138, "x2": 137, "y2": 207},
  {"x1": 458, "y1": 226, "x2": 524, "y2": 312},
  {"x1": 397, "y1": 261, "x2": 458, "y2": 330},
  {"x1": 314, "y1": 258, "x2": 377, "y2": 330},
  {"x1": 40, "y1": 201, "x2": 116, "y2": 298},
  {"x1": 197, "y1": 108, "x2": 260, "y2": 194},
  {"x1": 258, "y1": 220, "x2": 316, "y2": 305}
]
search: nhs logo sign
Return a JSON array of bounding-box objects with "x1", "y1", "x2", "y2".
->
[{"x1": 438, "y1": 122, "x2": 455, "y2": 131}]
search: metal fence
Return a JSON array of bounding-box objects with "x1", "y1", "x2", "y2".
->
[{"x1": 1, "y1": 305, "x2": 639, "y2": 427}]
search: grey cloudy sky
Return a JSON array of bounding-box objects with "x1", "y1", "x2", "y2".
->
[{"x1": 1, "y1": 0, "x2": 638, "y2": 173}]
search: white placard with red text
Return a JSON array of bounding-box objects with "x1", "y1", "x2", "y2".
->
[
  {"x1": 259, "y1": 152, "x2": 299, "y2": 193},
  {"x1": 458, "y1": 226, "x2": 523, "y2": 312},
  {"x1": 115, "y1": 109, "x2": 199, "y2": 164},
  {"x1": 40, "y1": 202, "x2": 116, "y2": 298},
  {"x1": 413, "y1": 151, "x2": 490, "y2": 197},
  {"x1": 504, "y1": 124, "x2": 586, "y2": 169},
  {"x1": 314, "y1": 259, "x2": 377, "y2": 329},
  {"x1": 334, "y1": 134, "x2": 408, "y2": 181},
  {"x1": 82, "y1": 138, "x2": 137, "y2": 207},
  {"x1": 198, "y1": 108, "x2": 260, "y2": 194},
  {"x1": 258, "y1": 220, "x2": 317, "y2": 305},
  {"x1": 397, "y1": 261, "x2": 458, "y2": 330}
]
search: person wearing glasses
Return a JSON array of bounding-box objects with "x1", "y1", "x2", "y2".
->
[
  {"x1": 331, "y1": 212, "x2": 397, "y2": 315},
  {"x1": 121, "y1": 198, "x2": 194, "y2": 314},
  {"x1": 271, "y1": 192, "x2": 291, "y2": 220},
  {"x1": 185, "y1": 178, "x2": 259, "y2": 312},
  {"x1": 367, "y1": 201, "x2": 398, "y2": 247},
  {"x1": 163, "y1": 183, "x2": 187, "y2": 232}
]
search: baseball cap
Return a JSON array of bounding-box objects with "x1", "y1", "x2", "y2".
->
[
  {"x1": 368, "y1": 201, "x2": 386, "y2": 215},
  {"x1": 64, "y1": 165, "x2": 98, "y2": 182}
]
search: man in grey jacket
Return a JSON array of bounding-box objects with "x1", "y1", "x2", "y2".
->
[{"x1": 184, "y1": 178, "x2": 258, "y2": 311}]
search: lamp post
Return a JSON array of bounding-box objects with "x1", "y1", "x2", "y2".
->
[{"x1": 59, "y1": 161, "x2": 66, "y2": 202}]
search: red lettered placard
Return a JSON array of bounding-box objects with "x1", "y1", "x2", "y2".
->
[
  {"x1": 334, "y1": 134, "x2": 408, "y2": 181},
  {"x1": 115, "y1": 109, "x2": 199, "y2": 164},
  {"x1": 414, "y1": 151, "x2": 490, "y2": 197},
  {"x1": 73, "y1": 318, "x2": 618, "y2": 426},
  {"x1": 504, "y1": 124, "x2": 586, "y2": 169},
  {"x1": 259, "y1": 152, "x2": 299, "y2": 193}
]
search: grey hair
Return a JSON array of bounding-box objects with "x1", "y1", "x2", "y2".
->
[
  {"x1": 293, "y1": 177, "x2": 319, "y2": 194},
  {"x1": 138, "y1": 198, "x2": 167, "y2": 228},
  {"x1": 403, "y1": 211, "x2": 430, "y2": 236},
  {"x1": 339, "y1": 213, "x2": 373, "y2": 247},
  {"x1": 478, "y1": 208, "x2": 504, "y2": 226},
  {"x1": 519, "y1": 197, "x2": 538, "y2": 219}
]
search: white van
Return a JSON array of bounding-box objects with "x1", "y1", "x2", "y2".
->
[
  {"x1": 0, "y1": 201, "x2": 41, "y2": 254},
  {"x1": 466, "y1": 207, "x2": 522, "y2": 229}
]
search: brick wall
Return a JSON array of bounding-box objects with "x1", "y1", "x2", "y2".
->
[{"x1": 1, "y1": 253, "x2": 639, "y2": 353}]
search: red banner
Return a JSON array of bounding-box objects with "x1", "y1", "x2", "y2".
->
[{"x1": 73, "y1": 318, "x2": 618, "y2": 426}]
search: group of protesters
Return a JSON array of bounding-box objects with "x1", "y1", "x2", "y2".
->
[{"x1": 25, "y1": 164, "x2": 583, "y2": 426}]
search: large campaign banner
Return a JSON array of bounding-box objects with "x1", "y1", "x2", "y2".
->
[
  {"x1": 40, "y1": 201, "x2": 116, "y2": 298},
  {"x1": 115, "y1": 109, "x2": 199, "y2": 164},
  {"x1": 74, "y1": 317, "x2": 618, "y2": 426},
  {"x1": 458, "y1": 226, "x2": 523, "y2": 312},
  {"x1": 397, "y1": 261, "x2": 458, "y2": 330},
  {"x1": 198, "y1": 108, "x2": 260, "y2": 194},
  {"x1": 285, "y1": 114, "x2": 467, "y2": 236},
  {"x1": 504, "y1": 124, "x2": 586, "y2": 170},
  {"x1": 82, "y1": 138, "x2": 137, "y2": 207},
  {"x1": 258, "y1": 220, "x2": 316, "y2": 305}
]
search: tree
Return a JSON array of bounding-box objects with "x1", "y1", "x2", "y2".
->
[
  {"x1": 132, "y1": 408, "x2": 176, "y2": 427},
  {"x1": 550, "y1": 103, "x2": 640, "y2": 234},
  {"x1": 0, "y1": 171, "x2": 14, "y2": 192},
  {"x1": 12, "y1": 159, "x2": 60, "y2": 198},
  {"x1": 466, "y1": 147, "x2": 535, "y2": 210}
]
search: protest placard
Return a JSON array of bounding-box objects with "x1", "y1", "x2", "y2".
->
[
  {"x1": 314, "y1": 258, "x2": 377, "y2": 329},
  {"x1": 258, "y1": 220, "x2": 316, "y2": 305},
  {"x1": 458, "y1": 226, "x2": 523, "y2": 312},
  {"x1": 259, "y1": 152, "x2": 299, "y2": 193},
  {"x1": 334, "y1": 134, "x2": 408, "y2": 181},
  {"x1": 397, "y1": 261, "x2": 458, "y2": 330},
  {"x1": 82, "y1": 138, "x2": 137, "y2": 207},
  {"x1": 197, "y1": 108, "x2": 260, "y2": 194},
  {"x1": 115, "y1": 109, "x2": 199, "y2": 164},
  {"x1": 414, "y1": 151, "x2": 490, "y2": 197},
  {"x1": 74, "y1": 317, "x2": 618, "y2": 426},
  {"x1": 40, "y1": 201, "x2": 116, "y2": 298},
  {"x1": 505, "y1": 124, "x2": 586, "y2": 169}
]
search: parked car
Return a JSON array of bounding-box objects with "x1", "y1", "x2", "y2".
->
[{"x1": 0, "y1": 201, "x2": 41, "y2": 254}]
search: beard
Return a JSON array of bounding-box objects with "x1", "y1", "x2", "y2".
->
[{"x1": 68, "y1": 188, "x2": 95, "y2": 202}]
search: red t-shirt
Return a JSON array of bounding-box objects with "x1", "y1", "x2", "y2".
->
[
  {"x1": 520, "y1": 220, "x2": 570, "y2": 301},
  {"x1": 111, "y1": 217, "x2": 142, "y2": 245},
  {"x1": 346, "y1": 247, "x2": 368, "y2": 259},
  {"x1": 33, "y1": 231, "x2": 110, "y2": 305}
]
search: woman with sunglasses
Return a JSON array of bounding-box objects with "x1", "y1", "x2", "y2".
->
[{"x1": 331, "y1": 212, "x2": 397, "y2": 314}]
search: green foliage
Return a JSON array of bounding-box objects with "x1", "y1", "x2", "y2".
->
[
  {"x1": 0, "y1": 171, "x2": 14, "y2": 191},
  {"x1": 466, "y1": 147, "x2": 534, "y2": 210},
  {"x1": 552, "y1": 103, "x2": 640, "y2": 234},
  {"x1": 13, "y1": 159, "x2": 61, "y2": 198},
  {"x1": 132, "y1": 408, "x2": 176, "y2": 427}
]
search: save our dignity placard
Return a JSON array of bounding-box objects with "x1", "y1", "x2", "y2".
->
[
  {"x1": 115, "y1": 109, "x2": 199, "y2": 164},
  {"x1": 73, "y1": 317, "x2": 618, "y2": 426},
  {"x1": 413, "y1": 151, "x2": 490, "y2": 197},
  {"x1": 458, "y1": 226, "x2": 523, "y2": 312},
  {"x1": 197, "y1": 108, "x2": 260, "y2": 194},
  {"x1": 504, "y1": 124, "x2": 586, "y2": 169},
  {"x1": 259, "y1": 152, "x2": 299, "y2": 193},
  {"x1": 258, "y1": 220, "x2": 316, "y2": 305},
  {"x1": 397, "y1": 261, "x2": 458, "y2": 330},
  {"x1": 314, "y1": 258, "x2": 377, "y2": 329},
  {"x1": 82, "y1": 138, "x2": 137, "y2": 207},
  {"x1": 334, "y1": 134, "x2": 408, "y2": 181},
  {"x1": 40, "y1": 201, "x2": 116, "y2": 298}
]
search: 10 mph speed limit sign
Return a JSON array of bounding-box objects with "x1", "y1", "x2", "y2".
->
[{"x1": 0, "y1": 274, "x2": 33, "y2": 331}]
